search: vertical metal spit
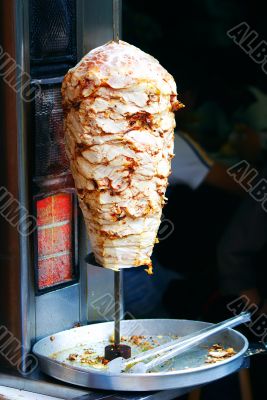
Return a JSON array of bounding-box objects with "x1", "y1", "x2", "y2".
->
[
  {"x1": 113, "y1": 0, "x2": 120, "y2": 42},
  {"x1": 85, "y1": 0, "x2": 131, "y2": 360},
  {"x1": 114, "y1": 270, "x2": 121, "y2": 346},
  {"x1": 113, "y1": 0, "x2": 121, "y2": 348},
  {"x1": 85, "y1": 251, "x2": 131, "y2": 359}
]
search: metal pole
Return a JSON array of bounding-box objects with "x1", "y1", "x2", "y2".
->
[
  {"x1": 113, "y1": 0, "x2": 120, "y2": 42},
  {"x1": 114, "y1": 270, "x2": 121, "y2": 346}
]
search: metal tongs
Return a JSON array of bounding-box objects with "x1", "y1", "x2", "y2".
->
[{"x1": 108, "y1": 312, "x2": 251, "y2": 374}]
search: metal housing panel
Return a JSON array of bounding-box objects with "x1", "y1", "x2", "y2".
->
[
  {"x1": 15, "y1": 0, "x2": 36, "y2": 371},
  {"x1": 0, "y1": 0, "x2": 121, "y2": 375},
  {"x1": 77, "y1": 0, "x2": 122, "y2": 54},
  {"x1": 35, "y1": 284, "x2": 80, "y2": 339},
  {"x1": 0, "y1": 0, "x2": 23, "y2": 369}
]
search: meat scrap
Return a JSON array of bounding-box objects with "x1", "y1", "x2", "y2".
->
[
  {"x1": 205, "y1": 344, "x2": 236, "y2": 364},
  {"x1": 68, "y1": 353, "x2": 78, "y2": 361}
]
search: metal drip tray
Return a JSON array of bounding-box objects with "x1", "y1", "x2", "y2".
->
[{"x1": 33, "y1": 319, "x2": 249, "y2": 391}]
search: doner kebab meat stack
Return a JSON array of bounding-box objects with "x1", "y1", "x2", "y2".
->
[{"x1": 62, "y1": 40, "x2": 183, "y2": 272}]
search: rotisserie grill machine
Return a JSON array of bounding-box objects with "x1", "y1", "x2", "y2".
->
[{"x1": 1, "y1": 0, "x2": 267, "y2": 398}]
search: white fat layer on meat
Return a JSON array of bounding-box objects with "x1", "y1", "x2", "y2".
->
[
  {"x1": 62, "y1": 40, "x2": 178, "y2": 269},
  {"x1": 65, "y1": 41, "x2": 177, "y2": 97}
]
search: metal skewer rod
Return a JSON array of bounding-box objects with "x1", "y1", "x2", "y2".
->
[
  {"x1": 85, "y1": 253, "x2": 130, "y2": 357},
  {"x1": 113, "y1": 0, "x2": 120, "y2": 42},
  {"x1": 114, "y1": 270, "x2": 121, "y2": 346}
]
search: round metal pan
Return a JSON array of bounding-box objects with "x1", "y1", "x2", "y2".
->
[{"x1": 33, "y1": 319, "x2": 249, "y2": 391}]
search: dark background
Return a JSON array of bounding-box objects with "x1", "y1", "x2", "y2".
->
[
  {"x1": 123, "y1": 0, "x2": 267, "y2": 107},
  {"x1": 123, "y1": 0, "x2": 267, "y2": 320},
  {"x1": 122, "y1": 2, "x2": 267, "y2": 399},
  {"x1": 122, "y1": 0, "x2": 267, "y2": 316}
]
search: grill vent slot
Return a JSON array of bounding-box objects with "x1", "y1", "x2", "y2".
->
[
  {"x1": 33, "y1": 80, "x2": 69, "y2": 178},
  {"x1": 29, "y1": 0, "x2": 77, "y2": 65}
]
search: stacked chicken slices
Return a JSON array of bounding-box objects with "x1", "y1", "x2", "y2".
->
[{"x1": 62, "y1": 40, "x2": 183, "y2": 271}]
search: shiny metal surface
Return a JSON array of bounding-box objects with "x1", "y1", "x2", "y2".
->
[
  {"x1": 73, "y1": 388, "x2": 194, "y2": 400},
  {"x1": 0, "y1": 367, "x2": 193, "y2": 400},
  {"x1": 114, "y1": 271, "x2": 122, "y2": 346},
  {"x1": 78, "y1": 219, "x2": 90, "y2": 326},
  {"x1": 0, "y1": 0, "x2": 119, "y2": 374},
  {"x1": 80, "y1": 0, "x2": 122, "y2": 53},
  {"x1": 33, "y1": 319, "x2": 249, "y2": 391},
  {"x1": 15, "y1": 0, "x2": 36, "y2": 372},
  {"x1": 113, "y1": 0, "x2": 120, "y2": 42},
  {"x1": 85, "y1": 253, "x2": 124, "y2": 325},
  {"x1": 0, "y1": 367, "x2": 99, "y2": 399},
  {"x1": 36, "y1": 284, "x2": 80, "y2": 340}
]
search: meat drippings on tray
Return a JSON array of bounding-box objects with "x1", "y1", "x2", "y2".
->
[
  {"x1": 68, "y1": 352, "x2": 109, "y2": 366},
  {"x1": 62, "y1": 40, "x2": 183, "y2": 270},
  {"x1": 63, "y1": 335, "x2": 165, "y2": 369},
  {"x1": 51, "y1": 336, "x2": 237, "y2": 372},
  {"x1": 205, "y1": 344, "x2": 236, "y2": 364}
]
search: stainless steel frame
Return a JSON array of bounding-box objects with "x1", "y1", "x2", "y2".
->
[
  {"x1": 13, "y1": 0, "x2": 87, "y2": 367},
  {"x1": 15, "y1": 0, "x2": 35, "y2": 372},
  {"x1": 0, "y1": 0, "x2": 122, "y2": 373}
]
